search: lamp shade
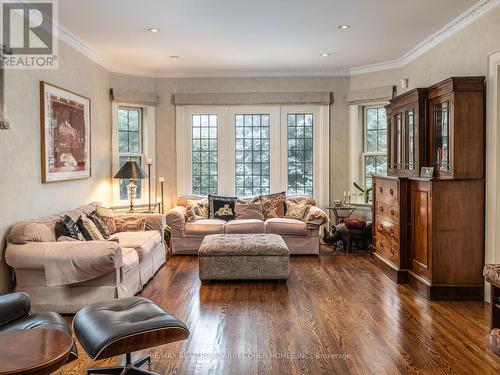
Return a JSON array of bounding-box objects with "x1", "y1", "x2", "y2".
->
[{"x1": 114, "y1": 160, "x2": 148, "y2": 179}]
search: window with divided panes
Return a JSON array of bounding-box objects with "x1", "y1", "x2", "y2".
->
[
  {"x1": 192, "y1": 114, "x2": 218, "y2": 195},
  {"x1": 287, "y1": 113, "x2": 313, "y2": 195},
  {"x1": 118, "y1": 107, "x2": 142, "y2": 200},
  {"x1": 363, "y1": 107, "x2": 387, "y2": 189},
  {"x1": 235, "y1": 114, "x2": 270, "y2": 196}
]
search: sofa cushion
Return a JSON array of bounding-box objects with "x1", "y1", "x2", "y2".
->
[
  {"x1": 235, "y1": 200, "x2": 265, "y2": 220},
  {"x1": 184, "y1": 219, "x2": 225, "y2": 237},
  {"x1": 266, "y1": 218, "x2": 308, "y2": 236},
  {"x1": 112, "y1": 231, "x2": 162, "y2": 261},
  {"x1": 225, "y1": 219, "x2": 266, "y2": 234},
  {"x1": 9, "y1": 222, "x2": 55, "y2": 244}
]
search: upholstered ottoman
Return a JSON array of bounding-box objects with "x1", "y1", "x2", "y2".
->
[
  {"x1": 199, "y1": 234, "x2": 290, "y2": 281},
  {"x1": 73, "y1": 297, "x2": 189, "y2": 374}
]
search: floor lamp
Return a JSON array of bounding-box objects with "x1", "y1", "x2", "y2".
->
[{"x1": 146, "y1": 159, "x2": 153, "y2": 213}]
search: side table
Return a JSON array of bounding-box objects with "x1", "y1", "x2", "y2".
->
[{"x1": 0, "y1": 329, "x2": 73, "y2": 374}]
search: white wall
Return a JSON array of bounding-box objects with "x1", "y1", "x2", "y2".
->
[{"x1": 0, "y1": 42, "x2": 112, "y2": 293}]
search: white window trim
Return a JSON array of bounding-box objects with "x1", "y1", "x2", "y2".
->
[
  {"x1": 111, "y1": 102, "x2": 156, "y2": 206},
  {"x1": 176, "y1": 104, "x2": 329, "y2": 208}
]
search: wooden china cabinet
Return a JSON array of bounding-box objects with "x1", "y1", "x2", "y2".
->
[{"x1": 373, "y1": 77, "x2": 485, "y2": 300}]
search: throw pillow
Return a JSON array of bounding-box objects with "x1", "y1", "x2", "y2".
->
[
  {"x1": 55, "y1": 215, "x2": 85, "y2": 241},
  {"x1": 208, "y1": 195, "x2": 237, "y2": 221},
  {"x1": 96, "y1": 206, "x2": 116, "y2": 234},
  {"x1": 88, "y1": 211, "x2": 111, "y2": 239},
  {"x1": 259, "y1": 192, "x2": 286, "y2": 219},
  {"x1": 285, "y1": 202, "x2": 311, "y2": 221},
  {"x1": 115, "y1": 217, "x2": 147, "y2": 232},
  {"x1": 235, "y1": 199, "x2": 265, "y2": 220},
  {"x1": 81, "y1": 215, "x2": 105, "y2": 241},
  {"x1": 76, "y1": 216, "x2": 93, "y2": 241},
  {"x1": 185, "y1": 198, "x2": 209, "y2": 222}
]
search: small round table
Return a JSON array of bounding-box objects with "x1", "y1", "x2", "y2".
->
[{"x1": 0, "y1": 329, "x2": 73, "y2": 375}]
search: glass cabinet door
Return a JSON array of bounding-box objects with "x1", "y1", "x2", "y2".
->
[
  {"x1": 433, "y1": 102, "x2": 450, "y2": 172},
  {"x1": 394, "y1": 113, "x2": 403, "y2": 171},
  {"x1": 406, "y1": 110, "x2": 415, "y2": 171}
]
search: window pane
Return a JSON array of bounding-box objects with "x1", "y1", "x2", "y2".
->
[
  {"x1": 235, "y1": 114, "x2": 270, "y2": 196},
  {"x1": 287, "y1": 113, "x2": 313, "y2": 196},
  {"x1": 118, "y1": 108, "x2": 142, "y2": 154},
  {"x1": 119, "y1": 156, "x2": 142, "y2": 200},
  {"x1": 192, "y1": 114, "x2": 218, "y2": 195}
]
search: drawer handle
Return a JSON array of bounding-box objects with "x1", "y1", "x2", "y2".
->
[
  {"x1": 379, "y1": 224, "x2": 384, "y2": 230},
  {"x1": 379, "y1": 187, "x2": 383, "y2": 193},
  {"x1": 390, "y1": 229, "x2": 395, "y2": 237},
  {"x1": 390, "y1": 249, "x2": 395, "y2": 257},
  {"x1": 380, "y1": 206, "x2": 384, "y2": 213},
  {"x1": 379, "y1": 242, "x2": 384, "y2": 250},
  {"x1": 390, "y1": 188, "x2": 394, "y2": 196},
  {"x1": 391, "y1": 210, "x2": 395, "y2": 216}
]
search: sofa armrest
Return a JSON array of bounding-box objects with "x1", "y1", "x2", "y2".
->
[
  {"x1": 115, "y1": 213, "x2": 166, "y2": 238},
  {"x1": 0, "y1": 292, "x2": 30, "y2": 326},
  {"x1": 166, "y1": 206, "x2": 186, "y2": 234},
  {"x1": 5, "y1": 241, "x2": 123, "y2": 287},
  {"x1": 305, "y1": 206, "x2": 329, "y2": 227}
]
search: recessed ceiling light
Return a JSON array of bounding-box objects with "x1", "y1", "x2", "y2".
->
[
  {"x1": 321, "y1": 52, "x2": 330, "y2": 57},
  {"x1": 338, "y1": 24, "x2": 350, "y2": 30},
  {"x1": 148, "y1": 27, "x2": 160, "y2": 33},
  {"x1": 170, "y1": 55, "x2": 179, "y2": 59}
]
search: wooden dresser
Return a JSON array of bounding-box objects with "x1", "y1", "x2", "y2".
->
[
  {"x1": 372, "y1": 77, "x2": 485, "y2": 300},
  {"x1": 372, "y1": 176, "x2": 408, "y2": 283}
]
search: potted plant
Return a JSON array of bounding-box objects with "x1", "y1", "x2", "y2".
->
[{"x1": 353, "y1": 182, "x2": 372, "y2": 203}]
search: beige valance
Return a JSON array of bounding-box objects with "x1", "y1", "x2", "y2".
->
[
  {"x1": 110, "y1": 88, "x2": 159, "y2": 105},
  {"x1": 173, "y1": 91, "x2": 334, "y2": 106},
  {"x1": 347, "y1": 85, "x2": 395, "y2": 104}
]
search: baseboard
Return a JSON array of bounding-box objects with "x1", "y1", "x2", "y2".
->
[
  {"x1": 373, "y1": 253, "x2": 409, "y2": 284},
  {"x1": 408, "y1": 271, "x2": 484, "y2": 301}
]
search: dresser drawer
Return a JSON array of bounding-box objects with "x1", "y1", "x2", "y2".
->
[
  {"x1": 375, "y1": 235, "x2": 400, "y2": 266},
  {"x1": 376, "y1": 179, "x2": 398, "y2": 205},
  {"x1": 376, "y1": 201, "x2": 400, "y2": 223},
  {"x1": 376, "y1": 217, "x2": 400, "y2": 242}
]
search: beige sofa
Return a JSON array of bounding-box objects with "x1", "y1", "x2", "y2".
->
[
  {"x1": 4, "y1": 203, "x2": 166, "y2": 313},
  {"x1": 166, "y1": 196, "x2": 328, "y2": 255}
]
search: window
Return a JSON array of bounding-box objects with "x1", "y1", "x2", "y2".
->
[
  {"x1": 118, "y1": 107, "x2": 142, "y2": 200},
  {"x1": 287, "y1": 114, "x2": 313, "y2": 195},
  {"x1": 235, "y1": 114, "x2": 270, "y2": 196},
  {"x1": 363, "y1": 107, "x2": 387, "y2": 189},
  {"x1": 176, "y1": 105, "x2": 330, "y2": 208},
  {"x1": 192, "y1": 114, "x2": 218, "y2": 195}
]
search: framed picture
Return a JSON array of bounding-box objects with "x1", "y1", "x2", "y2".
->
[
  {"x1": 40, "y1": 81, "x2": 91, "y2": 182},
  {"x1": 420, "y1": 167, "x2": 434, "y2": 179}
]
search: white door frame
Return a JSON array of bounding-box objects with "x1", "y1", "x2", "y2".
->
[{"x1": 485, "y1": 50, "x2": 500, "y2": 302}]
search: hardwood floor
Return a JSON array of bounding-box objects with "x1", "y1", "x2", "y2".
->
[{"x1": 56, "y1": 249, "x2": 500, "y2": 374}]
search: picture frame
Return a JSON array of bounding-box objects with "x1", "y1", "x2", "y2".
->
[
  {"x1": 420, "y1": 167, "x2": 434, "y2": 179},
  {"x1": 40, "y1": 81, "x2": 91, "y2": 183}
]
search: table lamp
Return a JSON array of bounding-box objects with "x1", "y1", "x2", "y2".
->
[{"x1": 114, "y1": 160, "x2": 148, "y2": 212}]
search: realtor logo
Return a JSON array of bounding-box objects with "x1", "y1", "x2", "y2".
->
[{"x1": 1, "y1": 0, "x2": 58, "y2": 69}]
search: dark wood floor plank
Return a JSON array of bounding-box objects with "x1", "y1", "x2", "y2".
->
[{"x1": 56, "y1": 249, "x2": 500, "y2": 375}]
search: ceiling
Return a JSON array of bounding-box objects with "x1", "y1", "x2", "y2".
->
[{"x1": 58, "y1": 0, "x2": 484, "y2": 77}]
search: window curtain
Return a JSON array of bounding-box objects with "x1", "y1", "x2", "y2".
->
[
  {"x1": 173, "y1": 91, "x2": 334, "y2": 106},
  {"x1": 110, "y1": 88, "x2": 159, "y2": 106},
  {"x1": 346, "y1": 85, "x2": 395, "y2": 104}
]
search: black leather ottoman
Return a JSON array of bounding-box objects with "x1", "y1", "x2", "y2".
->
[{"x1": 73, "y1": 297, "x2": 189, "y2": 375}]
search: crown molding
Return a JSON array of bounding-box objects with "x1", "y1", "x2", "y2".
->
[
  {"x1": 349, "y1": 0, "x2": 500, "y2": 76},
  {"x1": 53, "y1": 0, "x2": 500, "y2": 78}
]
